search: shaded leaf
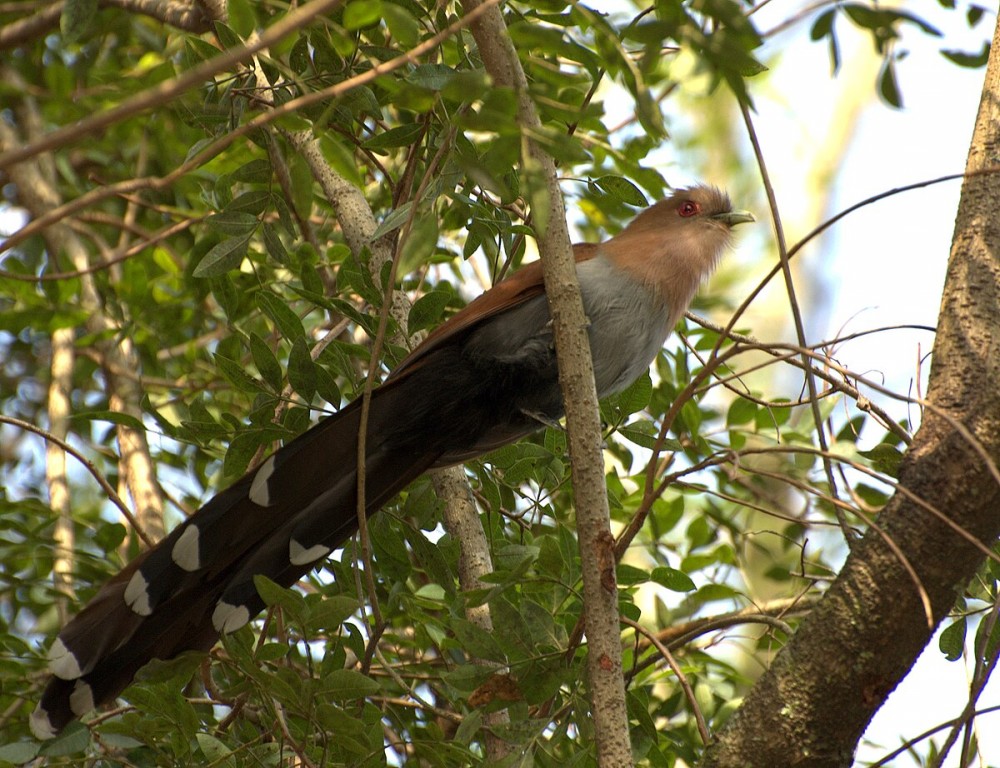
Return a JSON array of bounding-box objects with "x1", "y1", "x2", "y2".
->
[
  {"x1": 941, "y1": 42, "x2": 990, "y2": 68},
  {"x1": 61, "y1": 0, "x2": 97, "y2": 43},
  {"x1": 319, "y1": 669, "x2": 381, "y2": 699},
  {"x1": 859, "y1": 444, "x2": 904, "y2": 477},
  {"x1": 939, "y1": 618, "x2": 966, "y2": 661},
  {"x1": 258, "y1": 290, "x2": 306, "y2": 341},
  {"x1": 364, "y1": 123, "x2": 424, "y2": 151},
  {"x1": 249, "y1": 332, "x2": 283, "y2": 390},
  {"x1": 288, "y1": 336, "x2": 317, "y2": 400},
  {"x1": 593, "y1": 175, "x2": 648, "y2": 206},
  {"x1": 651, "y1": 566, "x2": 696, "y2": 592},
  {"x1": 193, "y1": 232, "x2": 253, "y2": 277}
]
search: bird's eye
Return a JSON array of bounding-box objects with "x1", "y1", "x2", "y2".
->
[{"x1": 678, "y1": 201, "x2": 700, "y2": 217}]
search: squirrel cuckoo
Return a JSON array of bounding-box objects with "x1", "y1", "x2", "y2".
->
[{"x1": 31, "y1": 185, "x2": 752, "y2": 739}]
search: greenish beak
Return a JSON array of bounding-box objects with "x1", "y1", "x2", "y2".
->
[{"x1": 713, "y1": 210, "x2": 755, "y2": 227}]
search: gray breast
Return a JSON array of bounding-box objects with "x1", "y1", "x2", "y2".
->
[
  {"x1": 577, "y1": 256, "x2": 672, "y2": 397},
  {"x1": 463, "y1": 255, "x2": 673, "y2": 398}
]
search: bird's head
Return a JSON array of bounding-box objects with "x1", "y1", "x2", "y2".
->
[
  {"x1": 623, "y1": 185, "x2": 754, "y2": 253},
  {"x1": 605, "y1": 185, "x2": 754, "y2": 306}
]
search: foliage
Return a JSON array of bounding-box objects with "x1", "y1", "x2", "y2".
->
[{"x1": 0, "y1": 0, "x2": 991, "y2": 765}]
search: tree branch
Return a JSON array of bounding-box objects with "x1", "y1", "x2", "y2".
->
[
  {"x1": 0, "y1": 0, "x2": 225, "y2": 50},
  {"x1": 459, "y1": 1, "x2": 632, "y2": 764}
]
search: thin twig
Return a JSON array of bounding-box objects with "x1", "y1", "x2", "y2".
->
[
  {"x1": 623, "y1": 617, "x2": 711, "y2": 744},
  {"x1": 0, "y1": 414, "x2": 151, "y2": 546}
]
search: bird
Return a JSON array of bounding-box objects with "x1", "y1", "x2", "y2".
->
[{"x1": 30, "y1": 185, "x2": 752, "y2": 739}]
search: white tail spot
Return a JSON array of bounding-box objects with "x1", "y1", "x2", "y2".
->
[
  {"x1": 172, "y1": 525, "x2": 201, "y2": 571},
  {"x1": 69, "y1": 680, "x2": 95, "y2": 717},
  {"x1": 212, "y1": 601, "x2": 251, "y2": 634},
  {"x1": 29, "y1": 707, "x2": 58, "y2": 740},
  {"x1": 124, "y1": 572, "x2": 153, "y2": 616},
  {"x1": 48, "y1": 638, "x2": 82, "y2": 680},
  {"x1": 289, "y1": 539, "x2": 332, "y2": 566},
  {"x1": 249, "y1": 455, "x2": 277, "y2": 507}
]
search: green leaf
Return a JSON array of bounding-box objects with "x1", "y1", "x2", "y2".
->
[
  {"x1": 288, "y1": 336, "x2": 317, "y2": 400},
  {"x1": 382, "y1": 2, "x2": 419, "y2": 46},
  {"x1": 403, "y1": 525, "x2": 454, "y2": 593},
  {"x1": 226, "y1": 189, "x2": 272, "y2": 216},
  {"x1": 223, "y1": 429, "x2": 272, "y2": 478},
  {"x1": 878, "y1": 58, "x2": 903, "y2": 108},
  {"x1": 617, "y1": 564, "x2": 649, "y2": 586},
  {"x1": 61, "y1": 0, "x2": 98, "y2": 43},
  {"x1": 650, "y1": 566, "x2": 696, "y2": 592},
  {"x1": 370, "y1": 202, "x2": 414, "y2": 240},
  {"x1": 343, "y1": 0, "x2": 383, "y2": 30},
  {"x1": 451, "y1": 617, "x2": 508, "y2": 663},
  {"x1": 196, "y1": 733, "x2": 233, "y2": 761},
  {"x1": 407, "y1": 63, "x2": 457, "y2": 90},
  {"x1": 318, "y1": 668, "x2": 380, "y2": 699},
  {"x1": 262, "y1": 222, "x2": 289, "y2": 264},
  {"x1": 315, "y1": 363, "x2": 342, "y2": 406},
  {"x1": 193, "y1": 232, "x2": 253, "y2": 278},
  {"x1": 859, "y1": 443, "x2": 904, "y2": 478},
  {"x1": 593, "y1": 175, "x2": 648, "y2": 206},
  {"x1": 364, "y1": 123, "x2": 424, "y2": 151},
  {"x1": 337, "y1": 252, "x2": 382, "y2": 306},
  {"x1": 254, "y1": 574, "x2": 306, "y2": 618},
  {"x1": 230, "y1": 158, "x2": 272, "y2": 183},
  {"x1": 408, "y1": 289, "x2": 451, "y2": 333},
  {"x1": 214, "y1": 21, "x2": 243, "y2": 50},
  {"x1": 400, "y1": 212, "x2": 439, "y2": 269},
  {"x1": 618, "y1": 421, "x2": 675, "y2": 451},
  {"x1": 214, "y1": 353, "x2": 269, "y2": 393},
  {"x1": 727, "y1": 397, "x2": 757, "y2": 426},
  {"x1": 810, "y1": 8, "x2": 835, "y2": 40},
  {"x1": 0, "y1": 742, "x2": 40, "y2": 763},
  {"x1": 975, "y1": 609, "x2": 1000, "y2": 663},
  {"x1": 695, "y1": 583, "x2": 741, "y2": 602},
  {"x1": 941, "y1": 42, "x2": 990, "y2": 68},
  {"x1": 38, "y1": 722, "x2": 90, "y2": 756},
  {"x1": 95, "y1": 522, "x2": 128, "y2": 551},
  {"x1": 453, "y1": 709, "x2": 483, "y2": 746},
  {"x1": 610, "y1": 371, "x2": 653, "y2": 416},
  {"x1": 257, "y1": 291, "x2": 306, "y2": 341},
  {"x1": 308, "y1": 595, "x2": 360, "y2": 630},
  {"x1": 73, "y1": 409, "x2": 146, "y2": 431},
  {"x1": 249, "y1": 332, "x2": 282, "y2": 390},
  {"x1": 123, "y1": 685, "x2": 199, "y2": 739},
  {"x1": 206, "y1": 211, "x2": 258, "y2": 236},
  {"x1": 939, "y1": 618, "x2": 966, "y2": 661}
]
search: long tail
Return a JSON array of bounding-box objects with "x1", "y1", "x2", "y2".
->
[
  {"x1": 32, "y1": 314, "x2": 557, "y2": 738},
  {"x1": 31, "y1": 382, "x2": 443, "y2": 738}
]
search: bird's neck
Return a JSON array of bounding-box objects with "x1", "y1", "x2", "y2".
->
[{"x1": 601, "y1": 228, "x2": 724, "y2": 327}]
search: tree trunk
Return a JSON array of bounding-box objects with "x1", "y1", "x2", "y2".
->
[{"x1": 703, "y1": 13, "x2": 1000, "y2": 768}]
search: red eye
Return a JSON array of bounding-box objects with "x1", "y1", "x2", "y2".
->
[{"x1": 678, "y1": 201, "x2": 700, "y2": 217}]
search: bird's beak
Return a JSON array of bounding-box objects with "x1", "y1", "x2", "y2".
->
[{"x1": 713, "y1": 210, "x2": 755, "y2": 227}]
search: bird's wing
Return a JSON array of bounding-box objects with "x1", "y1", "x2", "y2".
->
[{"x1": 390, "y1": 243, "x2": 601, "y2": 380}]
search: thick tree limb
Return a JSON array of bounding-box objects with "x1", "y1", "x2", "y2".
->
[
  {"x1": 702, "y1": 13, "x2": 1000, "y2": 768},
  {"x1": 0, "y1": 0, "x2": 225, "y2": 50}
]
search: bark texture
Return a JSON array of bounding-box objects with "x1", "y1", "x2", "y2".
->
[{"x1": 703, "y1": 15, "x2": 1000, "y2": 768}]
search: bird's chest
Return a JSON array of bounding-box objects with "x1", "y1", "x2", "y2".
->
[{"x1": 578, "y1": 260, "x2": 672, "y2": 398}]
